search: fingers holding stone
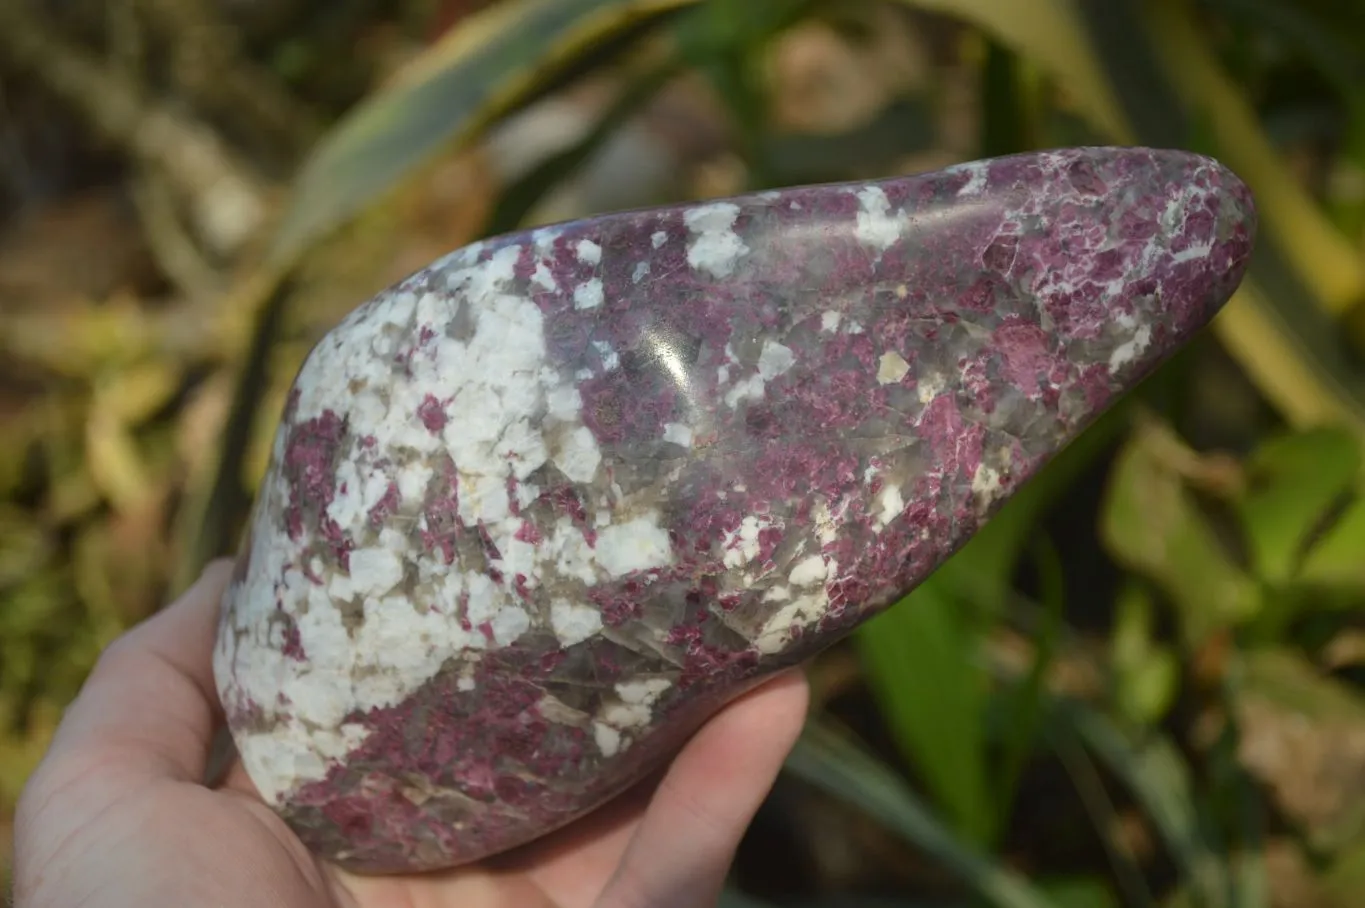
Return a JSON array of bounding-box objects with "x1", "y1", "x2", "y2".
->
[{"x1": 593, "y1": 670, "x2": 810, "y2": 908}]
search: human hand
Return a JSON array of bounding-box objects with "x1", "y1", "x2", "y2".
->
[{"x1": 12, "y1": 560, "x2": 810, "y2": 908}]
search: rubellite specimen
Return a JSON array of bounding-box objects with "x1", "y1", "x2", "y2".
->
[{"x1": 214, "y1": 147, "x2": 1256, "y2": 873}]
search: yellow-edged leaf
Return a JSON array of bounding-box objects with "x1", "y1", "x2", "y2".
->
[
  {"x1": 1100, "y1": 421, "x2": 1261, "y2": 644},
  {"x1": 95, "y1": 362, "x2": 181, "y2": 425},
  {"x1": 1144, "y1": 0, "x2": 1365, "y2": 317},
  {"x1": 891, "y1": 0, "x2": 1131, "y2": 142},
  {"x1": 386, "y1": 0, "x2": 687, "y2": 91},
  {"x1": 1213, "y1": 284, "x2": 1365, "y2": 431},
  {"x1": 968, "y1": 0, "x2": 1365, "y2": 437},
  {"x1": 1236, "y1": 426, "x2": 1361, "y2": 585},
  {"x1": 1300, "y1": 498, "x2": 1365, "y2": 591},
  {"x1": 269, "y1": 0, "x2": 695, "y2": 263},
  {"x1": 84, "y1": 410, "x2": 153, "y2": 512}
]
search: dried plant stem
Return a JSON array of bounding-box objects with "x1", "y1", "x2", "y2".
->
[
  {"x1": 134, "y1": 0, "x2": 323, "y2": 154},
  {"x1": 131, "y1": 173, "x2": 225, "y2": 300},
  {"x1": 0, "y1": 3, "x2": 271, "y2": 257}
]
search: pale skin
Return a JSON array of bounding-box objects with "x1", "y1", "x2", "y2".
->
[{"x1": 11, "y1": 560, "x2": 811, "y2": 908}]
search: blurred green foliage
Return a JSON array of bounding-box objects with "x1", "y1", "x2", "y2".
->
[{"x1": 3, "y1": 0, "x2": 1365, "y2": 904}]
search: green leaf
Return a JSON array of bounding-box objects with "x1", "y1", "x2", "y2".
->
[
  {"x1": 1076, "y1": 0, "x2": 1365, "y2": 436},
  {"x1": 1198, "y1": 0, "x2": 1365, "y2": 113},
  {"x1": 1214, "y1": 278, "x2": 1365, "y2": 435},
  {"x1": 269, "y1": 0, "x2": 695, "y2": 263},
  {"x1": 1057, "y1": 702, "x2": 1233, "y2": 908},
  {"x1": 1037, "y1": 877, "x2": 1120, "y2": 908},
  {"x1": 1100, "y1": 424, "x2": 1261, "y2": 643},
  {"x1": 1133, "y1": 0, "x2": 1365, "y2": 318},
  {"x1": 784, "y1": 718, "x2": 1059, "y2": 908},
  {"x1": 1299, "y1": 497, "x2": 1365, "y2": 591},
  {"x1": 1111, "y1": 583, "x2": 1156, "y2": 671},
  {"x1": 481, "y1": 57, "x2": 685, "y2": 236},
  {"x1": 672, "y1": 0, "x2": 820, "y2": 186},
  {"x1": 1323, "y1": 839, "x2": 1365, "y2": 908},
  {"x1": 1044, "y1": 723, "x2": 1156, "y2": 908},
  {"x1": 1108, "y1": 584, "x2": 1184, "y2": 726},
  {"x1": 888, "y1": 0, "x2": 1130, "y2": 140},
  {"x1": 1215, "y1": 696, "x2": 1269, "y2": 908},
  {"x1": 1201, "y1": 0, "x2": 1365, "y2": 237},
  {"x1": 721, "y1": 893, "x2": 961, "y2": 908},
  {"x1": 760, "y1": 98, "x2": 936, "y2": 186},
  {"x1": 1227, "y1": 816, "x2": 1268, "y2": 908},
  {"x1": 936, "y1": 400, "x2": 1128, "y2": 612},
  {"x1": 979, "y1": 38, "x2": 1031, "y2": 157},
  {"x1": 717, "y1": 889, "x2": 780, "y2": 908},
  {"x1": 854, "y1": 577, "x2": 992, "y2": 845},
  {"x1": 1117, "y1": 647, "x2": 1180, "y2": 730},
  {"x1": 995, "y1": 537, "x2": 1065, "y2": 822},
  {"x1": 1236, "y1": 427, "x2": 1361, "y2": 585}
]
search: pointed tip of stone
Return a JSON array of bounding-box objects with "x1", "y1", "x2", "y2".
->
[
  {"x1": 904, "y1": 144, "x2": 1257, "y2": 415},
  {"x1": 1147, "y1": 145, "x2": 1258, "y2": 326},
  {"x1": 1049, "y1": 144, "x2": 1257, "y2": 352}
]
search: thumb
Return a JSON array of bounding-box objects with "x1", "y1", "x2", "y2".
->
[{"x1": 43, "y1": 559, "x2": 236, "y2": 783}]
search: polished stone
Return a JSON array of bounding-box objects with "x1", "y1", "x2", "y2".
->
[{"x1": 214, "y1": 146, "x2": 1256, "y2": 873}]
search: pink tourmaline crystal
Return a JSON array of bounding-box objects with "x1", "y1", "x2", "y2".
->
[{"x1": 214, "y1": 147, "x2": 1256, "y2": 872}]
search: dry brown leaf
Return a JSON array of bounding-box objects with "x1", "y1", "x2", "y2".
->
[
  {"x1": 0, "y1": 189, "x2": 157, "y2": 309},
  {"x1": 1322, "y1": 630, "x2": 1365, "y2": 671},
  {"x1": 289, "y1": 146, "x2": 496, "y2": 341},
  {"x1": 85, "y1": 408, "x2": 154, "y2": 511},
  {"x1": 1262, "y1": 838, "x2": 1328, "y2": 908},
  {"x1": 1236, "y1": 650, "x2": 1365, "y2": 852},
  {"x1": 94, "y1": 361, "x2": 181, "y2": 426},
  {"x1": 104, "y1": 494, "x2": 172, "y2": 623},
  {"x1": 177, "y1": 371, "x2": 233, "y2": 483},
  {"x1": 766, "y1": 10, "x2": 929, "y2": 135}
]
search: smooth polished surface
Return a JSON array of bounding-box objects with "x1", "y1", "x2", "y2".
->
[{"x1": 214, "y1": 147, "x2": 1256, "y2": 873}]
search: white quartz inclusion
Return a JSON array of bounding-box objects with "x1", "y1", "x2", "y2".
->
[
  {"x1": 215, "y1": 238, "x2": 677, "y2": 803},
  {"x1": 683, "y1": 202, "x2": 749, "y2": 278},
  {"x1": 853, "y1": 185, "x2": 902, "y2": 252}
]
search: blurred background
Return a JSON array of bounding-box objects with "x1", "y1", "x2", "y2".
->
[{"x1": 1, "y1": 0, "x2": 1364, "y2": 904}]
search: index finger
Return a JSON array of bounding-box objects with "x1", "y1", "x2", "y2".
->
[{"x1": 593, "y1": 670, "x2": 810, "y2": 908}]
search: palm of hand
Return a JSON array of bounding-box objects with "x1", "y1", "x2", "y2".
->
[{"x1": 12, "y1": 562, "x2": 809, "y2": 908}]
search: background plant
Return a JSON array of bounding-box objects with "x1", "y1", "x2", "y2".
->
[{"x1": 2, "y1": 0, "x2": 1364, "y2": 905}]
